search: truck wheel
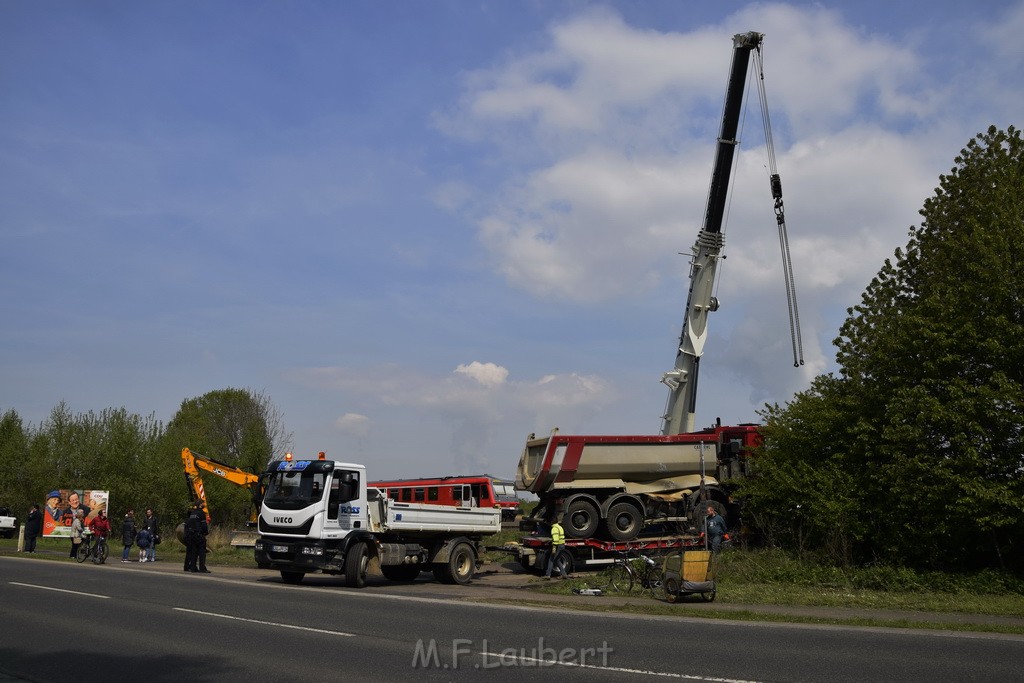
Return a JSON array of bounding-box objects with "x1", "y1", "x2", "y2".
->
[
  {"x1": 433, "y1": 543, "x2": 476, "y2": 585},
  {"x1": 381, "y1": 564, "x2": 422, "y2": 582},
  {"x1": 605, "y1": 502, "x2": 642, "y2": 541},
  {"x1": 564, "y1": 499, "x2": 599, "y2": 538},
  {"x1": 280, "y1": 571, "x2": 305, "y2": 585},
  {"x1": 344, "y1": 543, "x2": 369, "y2": 588},
  {"x1": 552, "y1": 550, "x2": 573, "y2": 576}
]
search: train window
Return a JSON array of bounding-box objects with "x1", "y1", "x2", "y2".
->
[
  {"x1": 428, "y1": 487, "x2": 438, "y2": 501},
  {"x1": 414, "y1": 487, "x2": 425, "y2": 502}
]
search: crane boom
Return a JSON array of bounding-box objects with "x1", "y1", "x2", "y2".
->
[{"x1": 661, "y1": 31, "x2": 764, "y2": 436}]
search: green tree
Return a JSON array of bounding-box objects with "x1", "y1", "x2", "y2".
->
[
  {"x1": 0, "y1": 409, "x2": 32, "y2": 515},
  {"x1": 743, "y1": 126, "x2": 1024, "y2": 570},
  {"x1": 162, "y1": 388, "x2": 291, "y2": 526}
]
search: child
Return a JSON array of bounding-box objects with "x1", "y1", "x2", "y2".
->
[{"x1": 136, "y1": 528, "x2": 152, "y2": 562}]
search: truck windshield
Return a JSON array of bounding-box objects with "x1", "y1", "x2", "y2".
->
[{"x1": 264, "y1": 467, "x2": 330, "y2": 511}]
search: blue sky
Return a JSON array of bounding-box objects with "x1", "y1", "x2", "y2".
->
[{"x1": 2, "y1": 1, "x2": 1022, "y2": 479}]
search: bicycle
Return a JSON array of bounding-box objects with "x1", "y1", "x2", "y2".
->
[
  {"x1": 593, "y1": 552, "x2": 633, "y2": 593},
  {"x1": 595, "y1": 550, "x2": 663, "y2": 596},
  {"x1": 76, "y1": 533, "x2": 109, "y2": 564}
]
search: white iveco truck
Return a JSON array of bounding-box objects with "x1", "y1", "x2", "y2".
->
[{"x1": 254, "y1": 455, "x2": 501, "y2": 587}]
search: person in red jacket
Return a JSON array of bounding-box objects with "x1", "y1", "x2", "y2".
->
[{"x1": 87, "y1": 509, "x2": 111, "y2": 564}]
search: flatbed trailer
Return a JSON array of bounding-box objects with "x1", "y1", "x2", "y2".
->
[{"x1": 517, "y1": 533, "x2": 705, "y2": 575}]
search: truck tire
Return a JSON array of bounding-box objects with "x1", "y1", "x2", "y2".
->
[
  {"x1": 433, "y1": 542, "x2": 476, "y2": 585},
  {"x1": 381, "y1": 564, "x2": 422, "y2": 582},
  {"x1": 605, "y1": 502, "x2": 642, "y2": 541},
  {"x1": 344, "y1": 542, "x2": 369, "y2": 588},
  {"x1": 552, "y1": 549, "x2": 573, "y2": 576},
  {"x1": 564, "y1": 499, "x2": 599, "y2": 539},
  {"x1": 280, "y1": 571, "x2": 305, "y2": 585}
]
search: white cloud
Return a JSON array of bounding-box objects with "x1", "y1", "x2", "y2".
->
[
  {"x1": 454, "y1": 361, "x2": 509, "y2": 387},
  {"x1": 334, "y1": 412, "x2": 370, "y2": 438}
]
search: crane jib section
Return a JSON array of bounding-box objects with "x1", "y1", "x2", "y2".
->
[{"x1": 660, "y1": 31, "x2": 803, "y2": 436}]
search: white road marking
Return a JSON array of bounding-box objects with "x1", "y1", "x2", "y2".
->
[
  {"x1": 173, "y1": 607, "x2": 355, "y2": 637},
  {"x1": 10, "y1": 582, "x2": 110, "y2": 599},
  {"x1": 478, "y1": 650, "x2": 759, "y2": 682}
]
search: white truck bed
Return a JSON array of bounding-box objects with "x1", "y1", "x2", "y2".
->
[{"x1": 366, "y1": 491, "x2": 501, "y2": 534}]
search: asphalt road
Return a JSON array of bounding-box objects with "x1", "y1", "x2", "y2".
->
[{"x1": 2, "y1": 556, "x2": 1022, "y2": 682}]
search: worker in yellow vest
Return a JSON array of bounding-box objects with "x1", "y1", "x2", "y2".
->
[{"x1": 544, "y1": 517, "x2": 567, "y2": 579}]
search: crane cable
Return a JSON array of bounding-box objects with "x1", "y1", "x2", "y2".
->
[{"x1": 753, "y1": 44, "x2": 804, "y2": 367}]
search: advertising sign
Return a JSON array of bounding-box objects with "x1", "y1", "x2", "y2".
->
[{"x1": 42, "y1": 489, "x2": 110, "y2": 537}]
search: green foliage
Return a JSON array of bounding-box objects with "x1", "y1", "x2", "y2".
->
[
  {"x1": 717, "y1": 548, "x2": 1024, "y2": 595},
  {"x1": 743, "y1": 126, "x2": 1024, "y2": 572},
  {"x1": 162, "y1": 388, "x2": 284, "y2": 527},
  {"x1": 0, "y1": 388, "x2": 288, "y2": 530}
]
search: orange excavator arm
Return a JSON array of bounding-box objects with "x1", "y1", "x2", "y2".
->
[{"x1": 181, "y1": 448, "x2": 266, "y2": 524}]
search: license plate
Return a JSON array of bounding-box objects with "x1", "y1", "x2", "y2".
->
[{"x1": 271, "y1": 545, "x2": 288, "y2": 553}]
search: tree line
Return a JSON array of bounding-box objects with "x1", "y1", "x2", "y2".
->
[
  {"x1": 0, "y1": 388, "x2": 291, "y2": 530},
  {"x1": 738, "y1": 126, "x2": 1024, "y2": 573}
]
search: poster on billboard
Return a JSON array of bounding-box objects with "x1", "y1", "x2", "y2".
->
[{"x1": 42, "y1": 489, "x2": 110, "y2": 537}]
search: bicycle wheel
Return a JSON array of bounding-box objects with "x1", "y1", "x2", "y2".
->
[
  {"x1": 608, "y1": 564, "x2": 634, "y2": 593},
  {"x1": 76, "y1": 542, "x2": 90, "y2": 563},
  {"x1": 643, "y1": 570, "x2": 664, "y2": 598},
  {"x1": 97, "y1": 541, "x2": 108, "y2": 564}
]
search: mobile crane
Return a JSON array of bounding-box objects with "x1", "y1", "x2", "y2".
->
[
  {"x1": 181, "y1": 447, "x2": 270, "y2": 546},
  {"x1": 516, "y1": 32, "x2": 803, "y2": 544}
]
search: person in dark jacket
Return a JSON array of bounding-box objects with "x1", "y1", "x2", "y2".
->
[
  {"x1": 705, "y1": 505, "x2": 728, "y2": 552},
  {"x1": 142, "y1": 508, "x2": 160, "y2": 562},
  {"x1": 135, "y1": 528, "x2": 152, "y2": 562},
  {"x1": 183, "y1": 502, "x2": 210, "y2": 573},
  {"x1": 23, "y1": 504, "x2": 43, "y2": 553},
  {"x1": 121, "y1": 510, "x2": 136, "y2": 563}
]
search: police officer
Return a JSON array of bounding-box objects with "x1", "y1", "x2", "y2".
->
[{"x1": 183, "y1": 502, "x2": 211, "y2": 573}]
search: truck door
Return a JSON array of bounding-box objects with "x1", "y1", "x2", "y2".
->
[{"x1": 326, "y1": 470, "x2": 363, "y2": 530}]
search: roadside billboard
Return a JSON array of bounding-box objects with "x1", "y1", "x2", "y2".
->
[{"x1": 42, "y1": 489, "x2": 110, "y2": 538}]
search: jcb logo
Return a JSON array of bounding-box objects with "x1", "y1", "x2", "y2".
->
[{"x1": 273, "y1": 516, "x2": 293, "y2": 524}]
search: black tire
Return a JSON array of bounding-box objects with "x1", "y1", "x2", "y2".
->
[
  {"x1": 701, "y1": 587, "x2": 717, "y2": 602},
  {"x1": 344, "y1": 542, "x2": 369, "y2": 588},
  {"x1": 434, "y1": 543, "x2": 476, "y2": 585},
  {"x1": 76, "y1": 542, "x2": 90, "y2": 563},
  {"x1": 644, "y1": 572, "x2": 663, "y2": 598},
  {"x1": 608, "y1": 563, "x2": 633, "y2": 593},
  {"x1": 551, "y1": 549, "x2": 573, "y2": 577},
  {"x1": 97, "y1": 541, "x2": 108, "y2": 564},
  {"x1": 564, "y1": 499, "x2": 600, "y2": 539},
  {"x1": 381, "y1": 564, "x2": 422, "y2": 582},
  {"x1": 605, "y1": 502, "x2": 643, "y2": 542},
  {"x1": 280, "y1": 571, "x2": 305, "y2": 585},
  {"x1": 664, "y1": 576, "x2": 680, "y2": 603}
]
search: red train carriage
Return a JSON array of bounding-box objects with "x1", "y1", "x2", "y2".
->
[{"x1": 369, "y1": 475, "x2": 520, "y2": 522}]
